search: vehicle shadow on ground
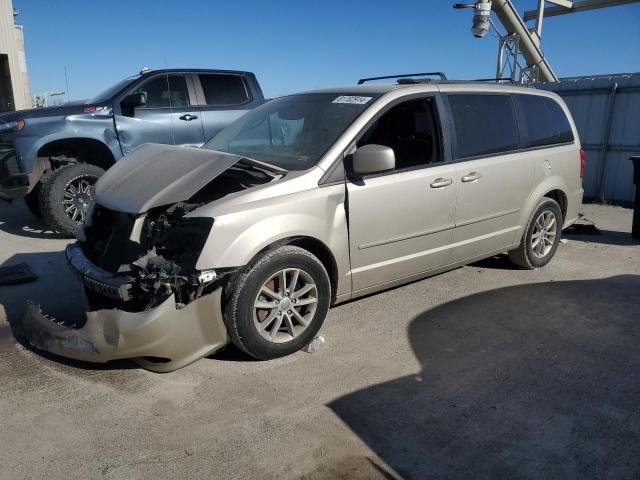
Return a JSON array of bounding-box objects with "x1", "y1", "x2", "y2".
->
[
  {"x1": 329, "y1": 275, "x2": 640, "y2": 480},
  {"x1": 0, "y1": 214, "x2": 68, "y2": 240},
  {"x1": 0, "y1": 201, "x2": 68, "y2": 240},
  {"x1": 563, "y1": 229, "x2": 640, "y2": 247}
]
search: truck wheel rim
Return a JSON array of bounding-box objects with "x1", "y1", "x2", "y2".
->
[
  {"x1": 62, "y1": 176, "x2": 95, "y2": 223},
  {"x1": 253, "y1": 268, "x2": 318, "y2": 343},
  {"x1": 531, "y1": 210, "x2": 557, "y2": 258}
]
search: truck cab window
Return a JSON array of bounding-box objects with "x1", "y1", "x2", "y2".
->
[
  {"x1": 133, "y1": 74, "x2": 190, "y2": 109},
  {"x1": 357, "y1": 98, "x2": 441, "y2": 170}
]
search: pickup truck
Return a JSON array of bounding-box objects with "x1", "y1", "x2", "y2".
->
[{"x1": 0, "y1": 68, "x2": 265, "y2": 236}]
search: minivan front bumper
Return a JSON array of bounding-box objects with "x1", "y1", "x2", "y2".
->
[{"x1": 20, "y1": 289, "x2": 230, "y2": 373}]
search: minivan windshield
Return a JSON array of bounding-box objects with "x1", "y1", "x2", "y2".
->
[
  {"x1": 88, "y1": 75, "x2": 141, "y2": 104},
  {"x1": 203, "y1": 93, "x2": 379, "y2": 170}
]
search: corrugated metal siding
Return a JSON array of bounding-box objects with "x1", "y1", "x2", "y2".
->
[{"x1": 536, "y1": 73, "x2": 640, "y2": 204}]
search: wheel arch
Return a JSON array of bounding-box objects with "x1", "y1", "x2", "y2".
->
[
  {"x1": 36, "y1": 137, "x2": 117, "y2": 171},
  {"x1": 244, "y1": 236, "x2": 339, "y2": 305},
  {"x1": 518, "y1": 177, "x2": 571, "y2": 236}
]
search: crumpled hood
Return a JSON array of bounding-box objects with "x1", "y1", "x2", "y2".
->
[{"x1": 94, "y1": 143, "x2": 243, "y2": 214}]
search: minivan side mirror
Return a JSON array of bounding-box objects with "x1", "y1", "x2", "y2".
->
[
  {"x1": 352, "y1": 144, "x2": 395, "y2": 175},
  {"x1": 121, "y1": 92, "x2": 147, "y2": 109}
]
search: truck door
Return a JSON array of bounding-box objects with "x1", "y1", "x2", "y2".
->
[
  {"x1": 193, "y1": 73, "x2": 257, "y2": 141},
  {"x1": 115, "y1": 73, "x2": 205, "y2": 155}
]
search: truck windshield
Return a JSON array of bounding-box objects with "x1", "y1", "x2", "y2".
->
[
  {"x1": 203, "y1": 93, "x2": 379, "y2": 171},
  {"x1": 88, "y1": 75, "x2": 141, "y2": 104}
]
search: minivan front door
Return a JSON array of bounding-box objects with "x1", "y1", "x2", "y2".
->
[
  {"x1": 115, "y1": 73, "x2": 204, "y2": 155},
  {"x1": 346, "y1": 97, "x2": 456, "y2": 293}
]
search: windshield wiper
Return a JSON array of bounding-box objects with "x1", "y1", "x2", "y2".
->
[{"x1": 238, "y1": 156, "x2": 288, "y2": 176}]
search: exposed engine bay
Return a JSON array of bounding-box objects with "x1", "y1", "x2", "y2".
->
[{"x1": 78, "y1": 163, "x2": 278, "y2": 313}]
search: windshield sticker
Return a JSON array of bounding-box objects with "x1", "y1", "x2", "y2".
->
[{"x1": 332, "y1": 95, "x2": 373, "y2": 105}]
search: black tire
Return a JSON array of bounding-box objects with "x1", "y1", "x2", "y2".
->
[
  {"x1": 24, "y1": 182, "x2": 43, "y2": 219},
  {"x1": 224, "y1": 245, "x2": 331, "y2": 360},
  {"x1": 509, "y1": 197, "x2": 563, "y2": 269},
  {"x1": 39, "y1": 163, "x2": 104, "y2": 237}
]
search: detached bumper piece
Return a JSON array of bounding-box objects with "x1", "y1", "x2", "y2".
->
[{"x1": 21, "y1": 290, "x2": 230, "y2": 373}]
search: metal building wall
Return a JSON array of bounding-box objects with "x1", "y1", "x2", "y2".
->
[
  {"x1": 0, "y1": 0, "x2": 30, "y2": 111},
  {"x1": 537, "y1": 73, "x2": 640, "y2": 204}
]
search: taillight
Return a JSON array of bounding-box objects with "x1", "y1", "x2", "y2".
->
[{"x1": 579, "y1": 149, "x2": 586, "y2": 178}]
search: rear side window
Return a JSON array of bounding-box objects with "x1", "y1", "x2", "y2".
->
[
  {"x1": 198, "y1": 74, "x2": 249, "y2": 106},
  {"x1": 514, "y1": 94, "x2": 574, "y2": 148},
  {"x1": 449, "y1": 94, "x2": 519, "y2": 158}
]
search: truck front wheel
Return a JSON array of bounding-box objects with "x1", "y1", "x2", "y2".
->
[{"x1": 39, "y1": 163, "x2": 105, "y2": 237}]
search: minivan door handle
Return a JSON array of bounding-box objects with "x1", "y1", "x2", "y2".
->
[
  {"x1": 430, "y1": 178, "x2": 453, "y2": 188},
  {"x1": 461, "y1": 172, "x2": 482, "y2": 183},
  {"x1": 179, "y1": 114, "x2": 199, "y2": 121}
]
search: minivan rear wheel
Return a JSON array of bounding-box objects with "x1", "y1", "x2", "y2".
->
[
  {"x1": 509, "y1": 197, "x2": 563, "y2": 269},
  {"x1": 224, "y1": 245, "x2": 331, "y2": 360}
]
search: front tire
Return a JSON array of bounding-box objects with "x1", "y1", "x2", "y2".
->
[
  {"x1": 224, "y1": 246, "x2": 331, "y2": 360},
  {"x1": 509, "y1": 197, "x2": 563, "y2": 269},
  {"x1": 39, "y1": 163, "x2": 104, "y2": 237}
]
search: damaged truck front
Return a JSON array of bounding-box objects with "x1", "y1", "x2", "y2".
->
[{"x1": 22, "y1": 143, "x2": 283, "y2": 372}]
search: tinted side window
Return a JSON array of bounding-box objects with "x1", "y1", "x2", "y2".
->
[
  {"x1": 199, "y1": 74, "x2": 249, "y2": 106},
  {"x1": 514, "y1": 94, "x2": 574, "y2": 148},
  {"x1": 449, "y1": 94, "x2": 518, "y2": 158},
  {"x1": 357, "y1": 98, "x2": 441, "y2": 170},
  {"x1": 133, "y1": 74, "x2": 190, "y2": 108}
]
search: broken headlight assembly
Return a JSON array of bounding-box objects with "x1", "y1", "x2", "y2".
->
[
  {"x1": 132, "y1": 204, "x2": 215, "y2": 309},
  {"x1": 79, "y1": 202, "x2": 218, "y2": 312}
]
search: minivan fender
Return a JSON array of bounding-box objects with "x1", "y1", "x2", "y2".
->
[
  {"x1": 515, "y1": 176, "x2": 571, "y2": 243},
  {"x1": 192, "y1": 185, "x2": 351, "y2": 298}
]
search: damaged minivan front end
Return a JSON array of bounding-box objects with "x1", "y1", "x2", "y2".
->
[{"x1": 21, "y1": 143, "x2": 283, "y2": 372}]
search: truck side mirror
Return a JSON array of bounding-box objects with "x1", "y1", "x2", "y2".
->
[
  {"x1": 121, "y1": 92, "x2": 147, "y2": 109},
  {"x1": 352, "y1": 144, "x2": 395, "y2": 175}
]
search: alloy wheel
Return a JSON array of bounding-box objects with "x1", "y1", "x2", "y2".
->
[
  {"x1": 62, "y1": 176, "x2": 94, "y2": 223},
  {"x1": 531, "y1": 210, "x2": 557, "y2": 258},
  {"x1": 253, "y1": 268, "x2": 318, "y2": 343}
]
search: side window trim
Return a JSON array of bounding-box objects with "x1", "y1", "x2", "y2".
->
[
  {"x1": 129, "y1": 73, "x2": 194, "y2": 110},
  {"x1": 193, "y1": 73, "x2": 253, "y2": 108}
]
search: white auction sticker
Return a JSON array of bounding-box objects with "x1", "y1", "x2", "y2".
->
[{"x1": 332, "y1": 95, "x2": 373, "y2": 105}]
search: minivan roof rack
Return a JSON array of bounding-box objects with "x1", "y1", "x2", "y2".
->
[
  {"x1": 471, "y1": 77, "x2": 516, "y2": 83},
  {"x1": 357, "y1": 72, "x2": 448, "y2": 84}
]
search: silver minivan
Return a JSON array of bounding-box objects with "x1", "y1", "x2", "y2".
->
[{"x1": 23, "y1": 80, "x2": 584, "y2": 372}]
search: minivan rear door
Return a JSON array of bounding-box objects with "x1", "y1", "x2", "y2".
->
[{"x1": 446, "y1": 93, "x2": 534, "y2": 261}]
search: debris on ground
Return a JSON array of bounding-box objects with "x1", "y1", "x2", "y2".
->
[
  {"x1": 0, "y1": 263, "x2": 37, "y2": 286},
  {"x1": 304, "y1": 335, "x2": 325, "y2": 353}
]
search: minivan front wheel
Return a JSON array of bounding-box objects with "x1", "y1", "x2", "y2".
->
[
  {"x1": 225, "y1": 246, "x2": 331, "y2": 359},
  {"x1": 509, "y1": 197, "x2": 563, "y2": 269}
]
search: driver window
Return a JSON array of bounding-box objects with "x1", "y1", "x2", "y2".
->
[
  {"x1": 357, "y1": 98, "x2": 441, "y2": 171},
  {"x1": 133, "y1": 74, "x2": 190, "y2": 109}
]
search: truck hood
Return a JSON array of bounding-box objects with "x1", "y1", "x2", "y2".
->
[
  {"x1": 0, "y1": 102, "x2": 102, "y2": 123},
  {"x1": 94, "y1": 143, "x2": 244, "y2": 214}
]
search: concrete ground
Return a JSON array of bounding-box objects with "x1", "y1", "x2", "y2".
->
[{"x1": 1, "y1": 200, "x2": 639, "y2": 480}]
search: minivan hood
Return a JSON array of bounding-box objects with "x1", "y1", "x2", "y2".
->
[{"x1": 94, "y1": 143, "x2": 243, "y2": 214}]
